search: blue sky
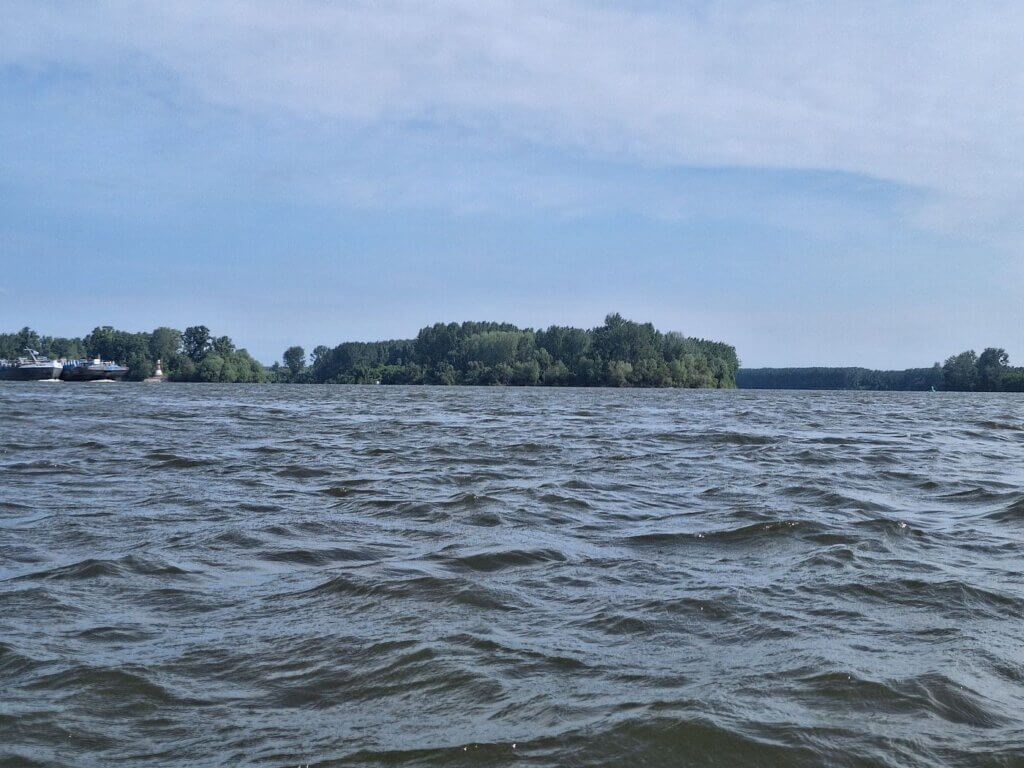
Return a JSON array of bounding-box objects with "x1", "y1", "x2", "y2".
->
[{"x1": 1, "y1": 1, "x2": 1021, "y2": 368}]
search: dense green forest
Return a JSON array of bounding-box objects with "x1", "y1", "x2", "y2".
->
[
  {"x1": 738, "y1": 348, "x2": 1024, "y2": 391},
  {"x1": 6, "y1": 320, "x2": 1021, "y2": 391},
  {"x1": 275, "y1": 314, "x2": 739, "y2": 387},
  {"x1": 0, "y1": 326, "x2": 266, "y2": 382},
  {"x1": 1, "y1": 314, "x2": 739, "y2": 387}
]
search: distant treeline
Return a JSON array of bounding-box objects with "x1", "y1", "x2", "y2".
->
[
  {"x1": 0, "y1": 326, "x2": 266, "y2": 382},
  {"x1": 738, "y1": 349, "x2": 1024, "y2": 391},
  {"x1": 1, "y1": 314, "x2": 739, "y2": 388},
  {"x1": 275, "y1": 314, "x2": 739, "y2": 387}
]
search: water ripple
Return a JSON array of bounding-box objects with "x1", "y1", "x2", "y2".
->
[{"x1": 2, "y1": 384, "x2": 1024, "y2": 766}]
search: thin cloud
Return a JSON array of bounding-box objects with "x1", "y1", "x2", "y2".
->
[{"x1": 6, "y1": 2, "x2": 1023, "y2": 191}]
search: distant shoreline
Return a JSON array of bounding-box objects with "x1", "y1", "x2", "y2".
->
[
  {"x1": 6, "y1": 323, "x2": 1020, "y2": 391},
  {"x1": 738, "y1": 356, "x2": 1024, "y2": 392},
  {"x1": 2, "y1": 314, "x2": 740, "y2": 388}
]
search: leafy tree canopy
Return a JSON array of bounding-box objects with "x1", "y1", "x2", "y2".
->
[
  {"x1": 305, "y1": 314, "x2": 739, "y2": 388},
  {"x1": 1, "y1": 325, "x2": 268, "y2": 382},
  {"x1": 739, "y1": 349, "x2": 1023, "y2": 392}
]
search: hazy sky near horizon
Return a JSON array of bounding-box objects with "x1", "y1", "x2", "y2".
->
[{"x1": 2, "y1": 1, "x2": 1022, "y2": 368}]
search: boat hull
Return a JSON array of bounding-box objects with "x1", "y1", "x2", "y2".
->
[
  {"x1": 0, "y1": 364, "x2": 63, "y2": 381},
  {"x1": 61, "y1": 364, "x2": 128, "y2": 382}
]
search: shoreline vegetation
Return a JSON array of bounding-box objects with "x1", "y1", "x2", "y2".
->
[
  {"x1": 4, "y1": 321, "x2": 1021, "y2": 391},
  {"x1": 0, "y1": 315, "x2": 739, "y2": 388},
  {"x1": 739, "y1": 349, "x2": 1024, "y2": 392}
]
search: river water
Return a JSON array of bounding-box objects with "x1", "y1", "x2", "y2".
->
[{"x1": 1, "y1": 384, "x2": 1023, "y2": 767}]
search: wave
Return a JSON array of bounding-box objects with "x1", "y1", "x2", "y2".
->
[
  {"x1": 797, "y1": 670, "x2": 1009, "y2": 728},
  {"x1": 259, "y1": 546, "x2": 379, "y2": 566},
  {"x1": 535, "y1": 492, "x2": 593, "y2": 510},
  {"x1": 213, "y1": 529, "x2": 265, "y2": 549},
  {"x1": 446, "y1": 632, "x2": 590, "y2": 672},
  {"x1": 67, "y1": 625, "x2": 156, "y2": 643},
  {"x1": 320, "y1": 479, "x2": 379, "y2": 497},
  {"x1": 780, "y1": 484, "x2": 896, "y2": 512},
  {"x1": 644, "y1": 430, "x2": 779, "y2": 447},
  {"x1": 0, "y1": 641, "x2": 48, "y2": 678},
  {"x1": 14, "y1": 555, "x2": 192, "y2": 582},
  {"x1": 939, "y1": 486, "x2": 1017, "y2": 503},
  {"x1": 438, "y1": 547, "x2": 567, "y2": 573},
  {"x1": 625, "y1": 519, "x2": 824, "y2": 547},
  {"x1": 827, "y1": 578, "x2": 1024, "y2": 619},
  {"x1": 975, "y1": 419, "x2": 1024, "y2": 432},
  {"x1": 438, "y1": 492, "x2": 502, "y2": 510},
  {"x1": 236, "y1": 502, "x2": 282, "y2": 513},
  {"x1": 295, "y1": 571, "x2": 524, "y2": 612},
  {"x1": 25, "y1": 664, "x2": 196, "y2": 712},
  {"x1": 2, "y1": 460, "x2": 85, "y2": 475},
  {"x1": 983, "y1": 495, "x2": 1024, "y2": 523},
  {"x1": 144, "y1": 451, "x2": 207, "y2": 469},
  {"x1": 275, "y1": 465, "x2": 333, "y2": 479}
]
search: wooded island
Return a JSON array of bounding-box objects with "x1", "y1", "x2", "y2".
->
[
  {"x1": 4, "y1": 319, "x2": 1021, "y2": 391},
  {"x1": 0, "y1": 314, "x2": 739, "y2": 388}
]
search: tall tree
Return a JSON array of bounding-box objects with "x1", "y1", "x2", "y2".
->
[
  {"x1": 212, "y1": 335, "x2": 235, "y2": 357},
  {"x1": 183, "y1": 326, "x2": 211, "y2": 361},
  {"x1": 977, "y1": 347, "x2": 1009, "y2": 391},
  {"x1": 283, "y1": 346, "x2": 305, "y2": 379},
  {"x1": 149, "y1": 327, "x2": 182, "y2": 364},
  {"x1": 942, "y1": 350, "x2": 979, "y2": 391}
]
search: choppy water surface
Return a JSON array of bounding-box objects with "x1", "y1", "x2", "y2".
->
[{"x1": 2, "y1": 384, "x2": 1024, "y2": 767}]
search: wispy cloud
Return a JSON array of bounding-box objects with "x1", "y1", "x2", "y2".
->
[{"x1": 4, "y1": 0, "x2": 1022, "y2": 230}]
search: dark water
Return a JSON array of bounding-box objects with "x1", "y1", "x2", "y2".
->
[{"x1": 2, "y1": 384, "x2": 1024, "y2": 767}]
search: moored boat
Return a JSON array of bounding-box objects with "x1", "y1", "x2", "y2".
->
[
  {"x1": 60, "y1": 358, "x2": 129, "y2": 382},
  {"x1": 0, "y1": 350, "x2": 63, "y2": 381}
]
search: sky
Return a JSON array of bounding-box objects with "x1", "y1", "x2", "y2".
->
[{"x1": 1, "y1": 0, "x2": 1022, "y2": 368}]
